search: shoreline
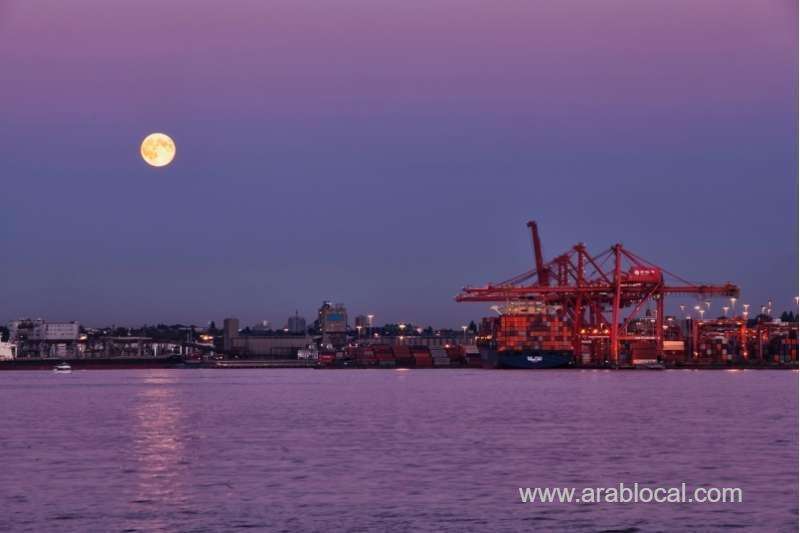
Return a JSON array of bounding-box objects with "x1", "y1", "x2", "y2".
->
[{"x1": 1, "y1": 358, "x2": 797, "y2": 371}]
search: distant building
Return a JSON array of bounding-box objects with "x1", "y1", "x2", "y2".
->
[
  {"x1": 318, "y1": 302, "x2": 348, "y2": 332},
  {"x1": 354, "y1": 315, "x2": 369, "y2": 329},
  {"x1": 8, "y1": 319, "x2": 80, "y2": 358},
  {"x1": 288, "y1": 312, "x2": 306, "y2": 335},
  {"x1": 35, "y1": 322, "x2": 80, "y2": 341},
  {"x1": 252, "y1": 320, "x2": 271, "y2": 332},
  {"x1": 317, "y1": 302, "x2": 348, "y2": 347},
  {"x1": 222, "y1": 317, "x2": 310, "y2": 358},
  {"x1": 223, "y1": 318, "x2": 239, "y2": 352}
]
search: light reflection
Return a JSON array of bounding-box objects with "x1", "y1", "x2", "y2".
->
[{"x1": 126, "y1": 371, "x2": 188, "y2": 530}]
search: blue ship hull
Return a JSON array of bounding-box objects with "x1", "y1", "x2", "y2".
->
[{"x1": 481, "y1": 348, "x2": 573, "y2": 369}]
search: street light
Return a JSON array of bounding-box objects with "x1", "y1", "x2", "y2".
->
[
  {"x1": 699, "y1": 309, "x2": 705, "y2": 320},
  {"x1": 461, "y1": 325, "x2": 468, "y2": 343},
  {"x1": 722, "y1": 306, "x2": 729, "y2": 318},
  {"x1": 730, "y1": 297, "x2": 737, "y2": 315}
]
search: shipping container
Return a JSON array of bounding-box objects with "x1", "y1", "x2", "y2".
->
[
  {"x1": 413, "y1": 353, "x2": 433, "y2": 368},
  {"x1": 392, "y1": 345, "x2": 414, "y2": 367},
  {"x1": 444, "y1": 345, "x2": 466, "y2": 365}
]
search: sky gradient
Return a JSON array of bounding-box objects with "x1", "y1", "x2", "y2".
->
[{"x1": 1, "y1": 0, "x2": 797, "y2": 328}]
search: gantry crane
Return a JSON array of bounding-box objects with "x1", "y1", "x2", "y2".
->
[{"x1": 456, "y1": 221, "x2": 740, "y2": 363}]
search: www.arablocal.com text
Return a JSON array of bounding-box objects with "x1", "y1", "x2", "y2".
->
[{"x1": 519, "y1": 483, "x2": 742, "y2": 504}]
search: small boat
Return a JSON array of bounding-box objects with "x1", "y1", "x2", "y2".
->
[{"x1": 53, "y1": 362, "x2": 72, "y2": 373}]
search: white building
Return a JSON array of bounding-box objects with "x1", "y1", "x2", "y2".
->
[
  {"x1": 8, "y1": 319, "x2": 80, "y2": 341},
  {"x1": 8, "y1": 319, "x2": 80, "y2": 358},
  {"x1": 0, "y1": 341, "x2": 16, "y2": 360},
  {"x1": 32, "y1": 322, "x2": 80, "y2": 341}
]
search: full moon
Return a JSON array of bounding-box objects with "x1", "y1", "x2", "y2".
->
[{"x1": 140, "y1": 133, "x2": 176, "y2": 167}]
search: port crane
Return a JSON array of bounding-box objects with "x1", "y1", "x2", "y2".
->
[{"x1": 456, "y1": 221, "x2": 739, "y2": 363}]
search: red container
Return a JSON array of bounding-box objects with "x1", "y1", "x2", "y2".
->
[
  {"x1": 355, "y1": 347, "x2": 377, "y2": 366},
  {"x1": 445, "y1": 345, "x2": 466, "y2": 365},
  {"x1": 413, "y1": 354, "x2": 433, "y2": 368},
  {"x1": 369, "y1": 344, "x2": 395, "y2": 366},
  {"x1": 392, "y1": 345, "x2": 414, "y2": 367}
]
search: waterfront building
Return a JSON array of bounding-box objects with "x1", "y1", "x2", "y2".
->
[
  {"x1": 9, "y1": 319, "x2": 80, "y2": 342},
  {"x1": 8, "y1": 319, "x2": 80, "y2": 358},
  {"x1": 0, "y1": 340, "x2": 17, "y2": 360},
  {"x1": 223, "y1": 317, "x2": 311, "y2": 358}
]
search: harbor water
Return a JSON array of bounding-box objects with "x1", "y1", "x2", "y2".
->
[{"x1": 1, "y1": 369, "x2": 796, "y2": 531}]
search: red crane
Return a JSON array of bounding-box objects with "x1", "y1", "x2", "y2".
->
[
  {"x1": 527, "y1": 221, "x2": 549, "y2": 287},
  {"x1": 456, "y1": 221, "x2": 739, "y2": 364}
]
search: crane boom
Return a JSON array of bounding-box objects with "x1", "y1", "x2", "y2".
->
[{"x1": 527, "y1": 220, "x2": 548, "y2": 286}]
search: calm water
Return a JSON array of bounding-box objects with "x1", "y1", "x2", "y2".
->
[{"x1": 0, "y1": 369, "x2": 796, "y2": 532}]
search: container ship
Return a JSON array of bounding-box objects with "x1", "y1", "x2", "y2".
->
[{"x1": 478, "y1": 303, "x2": 574, "y2": 369}]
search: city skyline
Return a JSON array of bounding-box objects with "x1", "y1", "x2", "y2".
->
[{"x1": 1, "y1": 0, "x2": 797, "y2": 326}]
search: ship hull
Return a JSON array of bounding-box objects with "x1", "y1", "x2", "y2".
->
[
  {"x1": 481, "y1": 348, "x2": 573, "y2": 369},
  {"x1": 0, "y1": 355, "x2": 187, "y2": 371}
]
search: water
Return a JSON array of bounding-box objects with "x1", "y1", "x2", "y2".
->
[{"x1": 0, "y1": 369, "x2": 796, "y2": 532}]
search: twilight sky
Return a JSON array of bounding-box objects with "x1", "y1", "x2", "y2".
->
[{"x1": 0, "y1": 0, "x2": 797, "y2": 328}]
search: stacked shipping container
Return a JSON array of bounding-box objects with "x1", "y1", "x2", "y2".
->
[
  {"x1": 411, "y1": 347, "x2": 433, "y2": 367},
  {"x1": 373, "y1": 345, "x2": 396, "y2": 368},
  {"x1": 779, "y1": 338, "x2": 797, "y2": 363},
  {"x1": 429, "y1": 346, "x2": 450, "y2": 367},
  {"x1": 444, "y1": 345, "x2": 466, "y2": 366},
  {"x1": 696, "y1": 336, "x2": 733, "y2": 364},
  {"x1": 495, "y1": 313, "x2": 573, "y2": 352},
  {"x1": 392, "y1": 345, "x2": 415, "y2": 367}
]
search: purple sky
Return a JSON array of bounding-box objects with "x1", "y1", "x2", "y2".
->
[{"x1": 1, "y1": 0, "x2": 797, "y2": 328}]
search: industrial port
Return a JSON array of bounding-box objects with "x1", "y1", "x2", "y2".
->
[
  {"x1": 1, "y1": 221, "x2": 796, "y2": 371},
  {"x1": 455, "y1": 221, "x2": 797, "y2": 368}
]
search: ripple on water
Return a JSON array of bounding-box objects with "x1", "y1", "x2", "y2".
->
[{"x1": 0, "y1": 369, "x2": 796, "y2": 531}]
